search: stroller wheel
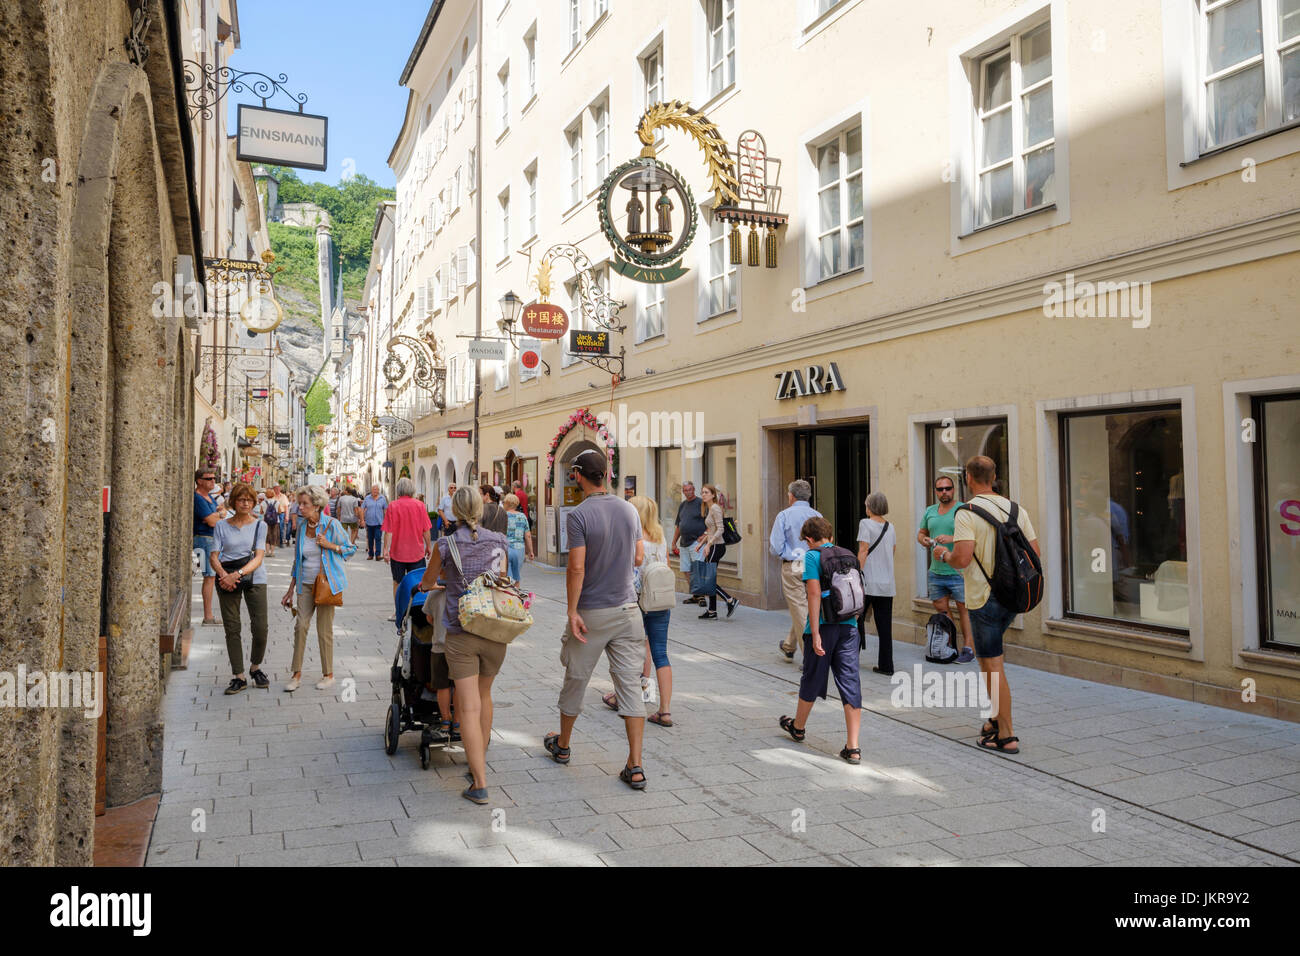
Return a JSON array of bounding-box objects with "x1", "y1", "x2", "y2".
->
[
  {"x1": 419, "y1": 743, "x2": 430, "y2": 769},
  {"x1": 384, "y1": 703, "x2": 400, "y2": 756}
]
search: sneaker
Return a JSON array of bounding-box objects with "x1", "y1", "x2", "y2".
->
[
  {"x1": 957, "y1": 646, "x2": 976, "y2": 664},
  {"x1": 224, "y1": 677, "x2": 247, "y2": 695},
  {"x1": 284, "y1": 675, "x2": 301, "y2": 692},
  {"x1": 699, "y1": 610, "x2": 718, "y2": 620},
  {"x1": 249, "y1": 669, "x2": 270, "y2": 689},
  {"x1": 201, "y1": 617, "x2": 220, "y2": 627},
  {"x1": 315, "y1": 676, "x2": 335, "y2": 690},
  {"x1": 725, "y1": 597, "x2": 739, "y2": 618}
]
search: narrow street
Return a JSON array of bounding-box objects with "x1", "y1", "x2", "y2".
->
[{"x1": 148, "y1": 555, "x2": 1300, "y2": 867}]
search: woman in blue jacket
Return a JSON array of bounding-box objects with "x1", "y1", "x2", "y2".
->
[{"x1": 282, "y1": 485, "x2": 357, "y2": 691}]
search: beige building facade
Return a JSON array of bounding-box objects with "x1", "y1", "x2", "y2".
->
[{"x1": 383, "y1": 0, "x2": 1300, "y2": 718}]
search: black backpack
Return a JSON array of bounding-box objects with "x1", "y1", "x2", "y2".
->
[
  {"x1": 924, "y1": 613, "x2": 959, "y2": 664},
  {"x1": 817, "y1": 545, "x2": 864, "y2": 623},
  {"x1": 961, "y1": 498, "x2": 1044, "y2": 613}
]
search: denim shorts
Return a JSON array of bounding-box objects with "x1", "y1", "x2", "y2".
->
[
  {"x1": 927, "y1": 570, "x2": 965, "y2": 603},
  {"x1": 969, "y1": 594, "x2": 1016, "y2": 659},
  {"x1": 193, "y1": 534, "x2": 217, "y2": 577}
]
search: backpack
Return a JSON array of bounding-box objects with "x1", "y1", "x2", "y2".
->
[
  {"x1": 924, "y1": 613, "x2": 959, "y2": 664},
  {"x1": 817, "y1": 545, "x2": 864, "y2": 623},
  {"x1": 962, "y1": 498, "x2": 1044, "y2": 614},
  {"x1": 638, "y1": 558, "x2": 676, "y2": 612},
  {"x1": 721, "y1": 515, "x2": 742, "y2": 545}
]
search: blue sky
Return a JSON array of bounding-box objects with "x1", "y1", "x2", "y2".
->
[{"x1": 229, "y1": 0, "x2": 432, "y2": 187}]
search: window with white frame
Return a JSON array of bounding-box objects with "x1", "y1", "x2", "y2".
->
[
  {"x1": 973, "y1": 19, "x2": 1055, "y2": 227},
  {"x1": 467, "y1": 147, "x2": 477, "y2": 192},
  {"x1": 638, "y1": 282, "x2": 666, "y2": 342},
  {"x1": 466, "y1": 238, "x2": 477, "y2": 288},
  {"x1": 1200, "y1": 0, "x2": 1300, "y2": 150},
  {"x1": 433, "y1": 266, "x2": 444, "y2": 311},
  {"x1": 567, "y1": 122, "x2": 583, "y2": 206},
  {"x1": 563, "y1": 280, "x2": 583, "y2": 368},
  {"x1": 569, "y1": 0, "x2": 582, "y2": 50},
  {"x1": 814, "y1": 124, "x2": 864, "y2": 280},
  {"x1": 499, "y1": 189, "x2": 511, "y2": 261},
  {"x1": 499, "y1": 63, "x2": 510, "y2": 134},
  {"x1": 643, "y1": 44, "x2": 664, "y2": 145},
  {"x1": 594, "y1": 0, "x2": 609, "y2": 20},
  {"x1": 525, "y1": 163, "x2": 538, "y2": 238},
  {"x1": 706, "y1": 0, "x2": 736, "y2": 98},
  {"x1": 453, "y1": 166, "x2": 462, "y2": 210},
  {"x1": 496, "y1": 338, "x2": 511, "y2": 389},
  {"x1": 706, "y1": 210, "x2": 736, "y2": 316},
  {"x1": 593, "y1": 99, "x2": 610, "y2": 183},
  {"x1": 525, "y1": 25, "x2": 538, "y2": 100}
]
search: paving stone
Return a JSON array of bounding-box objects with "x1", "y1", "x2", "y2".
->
[{"x1": 599, "y1": 835, "x2": 771, "y2": 867}]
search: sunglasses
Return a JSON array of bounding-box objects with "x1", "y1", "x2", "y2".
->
[{"x1": 935, "y1": 485, "x2": 954, "y2": 492}]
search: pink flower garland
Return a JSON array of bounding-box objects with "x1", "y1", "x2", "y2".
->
[{"x1": 545, "y1": 407, "x2": 617, "y2": 487}]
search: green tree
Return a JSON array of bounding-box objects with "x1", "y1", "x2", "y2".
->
[{"x1": 305, "y1": 378, "x2": 332, "y2": 429}]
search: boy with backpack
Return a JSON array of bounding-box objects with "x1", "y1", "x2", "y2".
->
[
  {"x1": 933, "y1": 455, "x2": 1042, "y2": 757},
  {"x1": 778, "y1": 516, "x2": 864, "y2": 764}
]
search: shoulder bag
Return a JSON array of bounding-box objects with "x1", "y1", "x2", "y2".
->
[
  {"x1": 310, "y1": 519, "x2": 343, "y2": 607},
  {"x1": 446, "y1": 535, "x2": 532, "y2": 644}
]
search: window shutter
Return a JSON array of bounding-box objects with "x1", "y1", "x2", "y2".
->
[
  {"x1": 466, "y1": 68, "x2": 477, "y2": 108},
  {"x1": 447, "y1": 258, "x2": 458, "y2": 297},
  {"x1": 425, "y1": 277, "x2": 434, "y2": 316},
  {"x1": 467, "y1": 148, "x2": 477, "y2": 191},
  {"x1": 467, "y1": 240, "x2": 477, "y2": 280},
  {"x1": 457, "y1": 246, "x2": 470, "y2": 287},
  {"x1": 416, "y1": 284, "x2": 426, "y2": 318}
]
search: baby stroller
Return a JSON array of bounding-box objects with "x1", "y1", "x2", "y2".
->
[{"x1": 384, "y1": 567, "x2": 452, "y2": 768}]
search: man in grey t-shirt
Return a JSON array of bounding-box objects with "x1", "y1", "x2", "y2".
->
[
  {"x1": 336, "y1": 488, "x2": 361, "y2": 544},
  {"x1": 544, "y1": 449, "x2": 649, "y2": 790}
]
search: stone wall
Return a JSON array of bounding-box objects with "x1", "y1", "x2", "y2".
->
[{"x1": 0, "y1": 0, "x2": 200, "y2": 865}]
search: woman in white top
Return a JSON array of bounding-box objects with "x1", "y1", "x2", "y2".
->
[
  {"x1": 856, "y1": 491, "x2": 896, "y2": 675},
  {"x1": 603, "y1": 496, "x2": 675, "y2": 725}
]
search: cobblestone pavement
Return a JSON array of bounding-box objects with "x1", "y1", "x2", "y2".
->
[{"x1": 148, "y1": 550, "x2": 1300, "y2": 866}]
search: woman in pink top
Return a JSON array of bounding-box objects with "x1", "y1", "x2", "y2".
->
[{"x1": 382, "y1": 476, "x2": 432, "y2": 599}]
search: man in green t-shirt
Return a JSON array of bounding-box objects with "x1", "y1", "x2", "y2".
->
[{"x1": 917, "y1": 475, "x2": 974, "y2": 662}]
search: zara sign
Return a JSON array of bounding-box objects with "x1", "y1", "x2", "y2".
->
[{"x1": 774, "y1": 362, "x2": 846, "y2": 400}]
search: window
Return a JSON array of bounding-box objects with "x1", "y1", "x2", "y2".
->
[
  {"x1": 453, "y1": 166, "x2": 462, "y2": 210},
  {"x1": 499, "y1": 64, "x2": 510, "y2": 134},
  {"x1": 466, "y1": 238, "x2": 477, "y2": 288},
  {"x1": 433, "y1": 267, "x2": 444, "y2": 311},
  {"x1": 567, "y1": 123, "x2": 583, "y2": 206},
  {"x1": 638, "y1": 283, "x2": 665, "y2": 342},
  {"x1": 924, "y1": 418, "x2": 1010, "y2": 502},
  {"x1": 569, "y1": 0, "x2": 582, "y2": 50},
  {"x1": 525, "y1": 26, "x2": 538, "y2": 100},
  {"x1": 707, "y1": 0, "x2": 736, "y2": 98},
  {"x1": 643, "y1": 44, "x2": 664, "y2": 145},
  {"x1": 467, "y1": 147, "x2": 477, "y2": 192},
  {"x1": 1200, "y1": 0, "x2": 1300, "y2": 149},
  {"x1": 974, "y1": 20, "x2": 1055, "y2": 226},
  {"x1": 525, "y1": 163, "x2": 538, "y2": 238},
  {"x1": 814, "y1": 0, "x2": 843, "y2": 15},
  {"x1": 1060, "y1": 406, "x2": 1188, "y2": 631},
  {"x1": 499, "y1": 189, "x2": 511, "y2": 261},
  {"x1": 593, "y1": 100, "x2": 610, "y2": 183},
  {"x1": 1252, "y1": 392, "x2": 1300, "y2": 648},
  {"x1": 562, "y1": 280, "x2": 583, "y2": 368},
  {"x1": 814, "y1": 125, "x2": 864, "y2": 280},
  {"x1": 593, "y1": 0, "x2": 609, "y2": 20},
  {"x1": 655, "y1": 447, "x2": 684, "y2": 532},
  {"x1": 703, "y1": 441, "x2": 737, "y2": 518},
  {"x1": 706, "y1": 210, "x2": 736, "y2": 316}
]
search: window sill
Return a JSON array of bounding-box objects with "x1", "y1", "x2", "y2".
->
[
  {"x1": 521, "y1": 234, "x2": 539, "y2": 250},
  {"x1": 495, "y1": 128, "x2": 510, "y2": 147},
  {"x1": 1239, "y1": 647, "x2": 1300, "y2": 671},
  {"x1": 521, "y1": 94, "x2": 538, "y2": 118},
  {"x1": 562, "y1": 197, "x2": 591, "y2": 223},
  {"x1": 795, "y1": 0, "x2": 862, "y2": 49},
  {"x1": 959, "y1": 202, "x2": 1056, "y2": 240},
  {"x1": 699, "y1": 83, "x2": 739, "y2": 115},
  {"x1": 495, "y1": 256, "x2": 511, "y2": 271},
  {"x1": 1044, "y1": 616, "x2": 1192, "y2": 653},
  {"x1": 1181, "y1": 119, "x2": 1300, "y2": 167}
]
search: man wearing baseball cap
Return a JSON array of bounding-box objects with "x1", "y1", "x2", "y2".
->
[{"x1": 543, "y1": 449, "x2": 649, "y2": 789}]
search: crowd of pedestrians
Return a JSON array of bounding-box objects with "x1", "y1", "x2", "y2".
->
[{"x1": 194, "y1": 450, "x2": 1040, "y2": 802}]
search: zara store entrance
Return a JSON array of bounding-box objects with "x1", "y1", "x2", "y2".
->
[{"x1": 793, "y1": 423, "x2": 871, "y2": 551}]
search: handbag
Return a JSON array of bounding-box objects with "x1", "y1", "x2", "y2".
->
[
  {"x1": 313, "y1": 571, "x2": 342, "y2": 606},
  {"x1": 721, "y1": 515, "x2": 742, "y2": 545},
  {"x1": 446, "y1": 535, "x2": 532, "y2": 644},
  {"x1": 692, "y1": 557, "x2": 718, "y2": 596}
]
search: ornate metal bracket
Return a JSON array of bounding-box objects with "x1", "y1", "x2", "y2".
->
[
  {"x1": 531, "y1": 244, "x2": 627, "y2": 334},
  {"x1": 383, "y1": 332, "x2": 446, "y2": 411},
  {"x1": 574, "y1": 345, "x2": 626, "y2": 381},
  {"x1": 182, "y1": 59, "x2": 310, "y2": 121},
  {"x1": 125, "y1": 3, "x2": 151, "y2": 66}
]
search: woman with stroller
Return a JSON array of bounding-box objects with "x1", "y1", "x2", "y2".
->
[
  {"x1": 418, "y1": 486, "x2": 510, "y2": 806},
  {"x1": 282, "y1": 485, "x2": 357, "y2": 692}
]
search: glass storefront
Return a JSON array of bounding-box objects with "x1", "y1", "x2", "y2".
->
[
  {"x1": 1254, "y1": 393, "x2": 1300, "y2": 649},
  {"x1": 1061, "y1": 405, "x2": 1188, "y2": 630},
  {"x1": 703, "y1": 441, "x2": 737, "y2": 515},
  {"x1": 925, "y1": 417, "x2": 1009, "y2": 501},
  {"x1": 794, "y1": 424, "x2": 869, "y2": 550},
  {"x1": 654, "y1": 446, "x2": 683, "y2": 534}
]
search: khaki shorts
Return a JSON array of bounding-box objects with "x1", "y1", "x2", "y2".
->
[{"x1": 444, "y1": 630, "x2": 507, "y2": 680}]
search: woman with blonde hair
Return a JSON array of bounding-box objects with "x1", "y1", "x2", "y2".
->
[
  {"x1": 603, "y1": 496, "x2": 675, "y2": 725},
  {"x1": 282, "y1": 484, "x2": 357, "y2": 692},
  {"x1": 418, "y1": 485, "x2": 510, "y2": 805},
  {"x1": 692, "y1": 484, "x2": 738, "y2": 620}
]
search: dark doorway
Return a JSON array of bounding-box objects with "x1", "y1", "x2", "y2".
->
[{"x1": 794, "y1": 423, "x2": 870, "y2": 550}]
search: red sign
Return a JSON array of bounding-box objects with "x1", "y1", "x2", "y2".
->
[
  {"x1": 521, "y1": 302, "x2": 569, "y2": 340},
  {"x1": 447, "y1": 429, "x2": 472, "y2": 439},
  {"x1": 521, "y1": 348, "x2": 540, "y2": 370},
  {"x1": 102, "y1": 486, "x2": 111, "y2": 514}
]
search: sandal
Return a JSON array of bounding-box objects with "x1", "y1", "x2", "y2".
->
[
  {"x1": 978, "y1": 735, "x2": 1021, "y2": 755},
  {"x1": 647, "y1": 712, "x2": 673, "y2": 727},
  {"x1": 543, "y1": 733, "x2": 570, "y2": 765},
  {"x1": 620, "y1": 765, "x2": 647, "y2": 790},
  {"x1": 779, "y1": 715, "x2": 806, "y2": 742},
  {"x1": 602, "y1": 692, "x2": 618, "y2": 711},
  {"x1": 839, "y1": 747, "x2": 862, "y2": 764},
  {"x1": 980, "y1": 718, "x2": 998, "y2": 739}
]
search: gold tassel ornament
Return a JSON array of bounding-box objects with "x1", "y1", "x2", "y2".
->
[
  {"x1": 747, "y1": 225, "x2": 760, "y2": 267},
  {"x1": 765, "y1": 227, "x2": 778, "y2": 268},
  {"x1": 729, "y1": 223, "x2": 741, "y2": 265}
]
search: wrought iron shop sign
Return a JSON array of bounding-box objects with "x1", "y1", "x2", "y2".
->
[
  {"x1": 569, "y1": 330, "x2": 611, "y2": 356},
  {"x1": 236, "y1": 104, "x2": 328, "y2": 171},
  {"x1": 521, "y1": 302, "x2": 569, "y2": 340},
  {"x1": 774, "y1": 362, "x2": 847, "y2": 400}
]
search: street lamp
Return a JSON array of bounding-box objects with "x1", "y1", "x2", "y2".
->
[
  {"x1": 383, "y1": 381, "x2": 397, "y2": 407},
  {"x1": 498, "y1": 289, "x2": 523, "y2": 332}
]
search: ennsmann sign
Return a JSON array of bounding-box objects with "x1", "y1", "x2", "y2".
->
[{"x1": 236, "y1": 104, "x2": 328, "y2": 171}]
